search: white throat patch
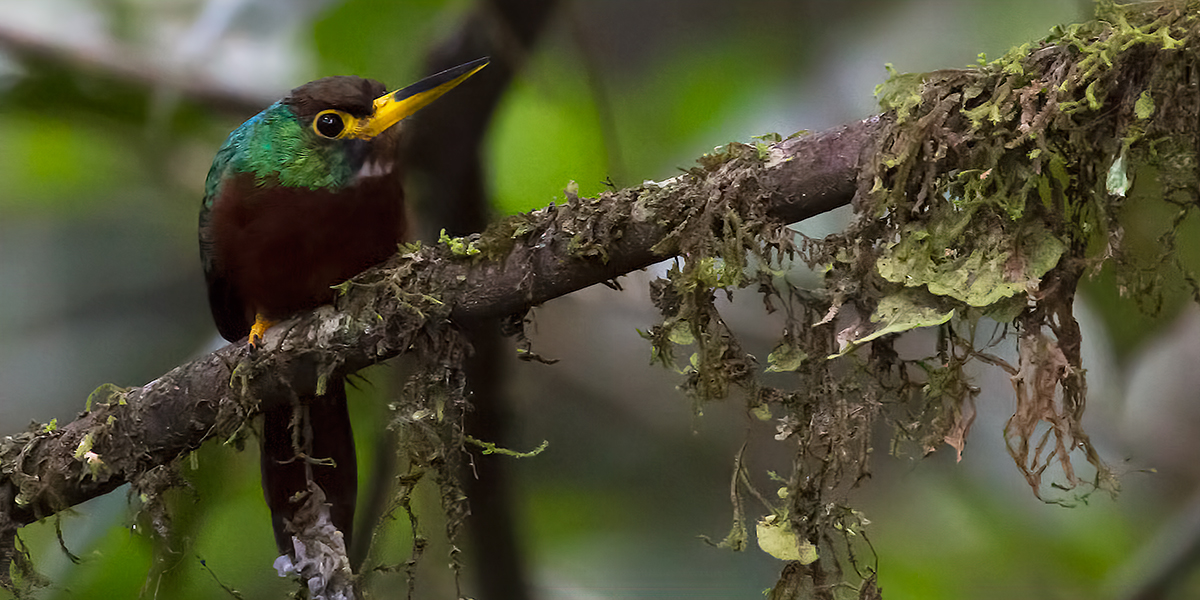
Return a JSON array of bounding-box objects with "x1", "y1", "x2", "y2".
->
[{"x1": 356, "y1": 159, "x2": 393, "y2": 179}]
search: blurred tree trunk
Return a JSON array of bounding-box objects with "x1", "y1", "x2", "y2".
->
[{"x1": 401, "y1": 2, "x2": 560, "y2": 599}]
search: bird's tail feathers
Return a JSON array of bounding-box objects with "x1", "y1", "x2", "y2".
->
[{"x1": 260, "y1": 380, "x2": 358, "y2": 558}]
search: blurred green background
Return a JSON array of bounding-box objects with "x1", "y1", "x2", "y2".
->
[{"x1": 2, "y1": 0, "x2": 1198, "y2": 598}]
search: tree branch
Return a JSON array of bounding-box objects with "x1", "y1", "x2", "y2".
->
[
  {"x1": 0, "y1": 115, "x2": 883, "y2": 539},
  {"x1": 0, "y1": 24, "x2": 269, "y2": 119},
  {"x1": 453, "y1": 118, "x2": 880, "y2": 321}
]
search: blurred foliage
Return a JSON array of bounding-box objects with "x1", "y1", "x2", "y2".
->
[
  {"x1": 0, "y1": 117, "x2": 130, "y2": 215},
  {"x1": 7, "y1": 0, "x2": 1200, "y2": 599},
  {"x1": 866, "y1": 466, "x2": 1141, "y2": 600},
  {"x1": 1081, "y1": 179, "x2": 1200, "y2": 362},
  {"x1": 313, "y1": 0, "x2": 463, "y2": 80},
  {"x1": 489, "y1": 60, "x2": 610, "y2": 213}
]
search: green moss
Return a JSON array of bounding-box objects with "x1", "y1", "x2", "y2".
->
[
  {"x1": 438, "y1": 229, "x2": 481, "y2": 257},
  {"x1": 634, "y1": 4, "x2": 1200, "y2": 595},
  {"x1": 85, "y1": 383, "x2": 131, "y2": 412},
  {"x1": 841, "y1": 0, "x2": 1200, "y2": 512}
]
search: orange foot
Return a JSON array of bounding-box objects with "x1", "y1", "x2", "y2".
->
[{"x1": 249, "y1": 314, "x2": 276, "y2": 348}]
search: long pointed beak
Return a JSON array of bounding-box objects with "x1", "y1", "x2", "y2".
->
[{"x1": 351, "y1": 57, "x2": 489, "y2": 139}]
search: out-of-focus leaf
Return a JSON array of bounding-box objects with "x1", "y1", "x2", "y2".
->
[
  {"x1": 488, "y1": 72, "x2": 608, "y2": 214},
  {"x1": 0, "y1": 117, "x2": 135, "y2": 214},
  {"x1": 312, "y1": 0, "x2": 457, "y2": 81},
  {"x1": 613, "y1": 41, "x2": 787, "y2": 180}
]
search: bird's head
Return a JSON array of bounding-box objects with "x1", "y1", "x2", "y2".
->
[{"x1": 208, "y1": 58, "x2": 488, "y2": 194}]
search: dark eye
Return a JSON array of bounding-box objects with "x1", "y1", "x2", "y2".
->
[{"x1": 314, "y1": 112, "x2": 345, "y2": 138}]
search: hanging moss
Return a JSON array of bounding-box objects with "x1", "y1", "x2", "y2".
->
[
  {"x1": 844, "y1": 0, "x2": 1200, "y2": 504},
  {"x1": 637, "y1": 2, "x2": 1200, "y2": 597}
]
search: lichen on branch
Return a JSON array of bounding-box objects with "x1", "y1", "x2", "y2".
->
[
  {"x1": 848, "y1": 0, "x2": 1200, "y2": 503},
  {"x1": 636, "y1": 1, "x2": 1200, "y2": 596}
]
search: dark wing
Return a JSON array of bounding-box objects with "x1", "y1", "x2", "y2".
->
[{"x1": 199, "y1": 160, "x2": 252, "y2": 343}]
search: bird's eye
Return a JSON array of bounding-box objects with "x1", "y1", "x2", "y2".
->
[{"x1": 313, "y1": 110, "x2": 348, "y2": 138}]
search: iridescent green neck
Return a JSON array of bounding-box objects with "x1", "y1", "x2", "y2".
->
[{"x1": 204, "y1": 102, "x2": 360, "y2": 204}]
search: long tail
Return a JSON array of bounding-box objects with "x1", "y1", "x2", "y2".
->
[{"x1": 260, "y1": 378, "x2": 358, "y2": 555}]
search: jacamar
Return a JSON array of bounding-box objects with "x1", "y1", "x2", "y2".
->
[{"x1": 198, "y1": 58, "x2": 487, "y2": 560}]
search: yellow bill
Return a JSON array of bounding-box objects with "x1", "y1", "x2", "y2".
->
[{"x1": 350, "y1": 57, "x2": 489, "y2": 139}]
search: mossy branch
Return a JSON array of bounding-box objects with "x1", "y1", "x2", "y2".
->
[{"x1": 0, "y1": 114, "x2": 878, "y2": 547}]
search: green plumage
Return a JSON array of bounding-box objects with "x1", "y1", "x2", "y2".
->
[{"x1": 203, "y1": 102, "x2": 362, "y2": 209}]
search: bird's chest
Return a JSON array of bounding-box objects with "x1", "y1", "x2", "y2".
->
[{"x1": 210, "y1": 173, "x2": 405, "y2": 318}]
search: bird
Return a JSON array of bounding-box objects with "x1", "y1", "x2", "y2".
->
[{"x1": 198, "y1": 58, "x2": 488, "y2": 562}]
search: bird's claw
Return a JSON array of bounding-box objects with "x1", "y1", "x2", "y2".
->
[{"x1": 249, "y1": 314, "x2": 276, "y2": 348}]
